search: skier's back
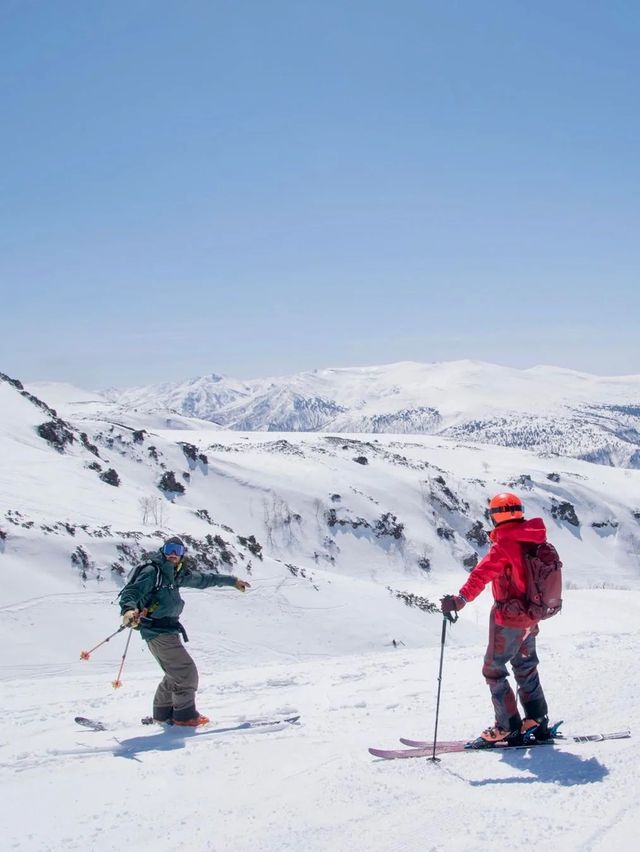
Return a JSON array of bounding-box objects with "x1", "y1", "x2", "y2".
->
[{"x1": 440, "y1": 492, "x2": 551, "y2": 747}]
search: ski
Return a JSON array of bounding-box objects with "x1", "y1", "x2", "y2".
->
[
  {"x1": 370, "y1": 728, "x2": 630, "y2": 760},
  {"x1": 75, "y1": 716, "x2": 107, "y2": 732},
  {"x1": 140, "y1": 714, "x2": 301, "y2": 730},
  {"x1": 370, "y1": 743, "x2": 467, "y2": 760},
  {"x1": 399, "y1": 719, "x2": 564, "y2": 748},
  {"x1": 398, "y1": 725, "x2": 629, "y2": 749},
  {"x1": 75, "y1": 714, "x2": 300, "y2": 732},
  {"x1": 396, "y1": 720, "x2": 563, "y2": 751},
  {"x1": 399, "y1": 738, "x2": 464, "y2": 749}
]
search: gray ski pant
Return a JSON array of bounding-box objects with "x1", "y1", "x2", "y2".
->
[
  {"x1": 147, "y1": 633, "x2": 199, "y2": 722},
  {"x1": 482, "y1": 607, "x2": 548, "y2": 731}
]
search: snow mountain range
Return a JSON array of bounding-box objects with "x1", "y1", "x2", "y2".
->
[{"x1": 96, "y1": 361, "x2": 640, "y2": 469}]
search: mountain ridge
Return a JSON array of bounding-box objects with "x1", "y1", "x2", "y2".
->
[{"x1": 31, "y1": 360, "x2": 640, "y2": 468}]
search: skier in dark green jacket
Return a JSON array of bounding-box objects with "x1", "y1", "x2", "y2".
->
[{"x1": 119, "y1": 536, "x2": 250, "y2": 727}]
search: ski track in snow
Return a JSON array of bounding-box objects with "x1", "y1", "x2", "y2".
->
[{"x1": 1, "y1": 608, "x2": 638, "y2": 852}]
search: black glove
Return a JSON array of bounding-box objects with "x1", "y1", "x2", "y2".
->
[{"x1": 440, "y1": 594, "x2": 466, "y2": 615}]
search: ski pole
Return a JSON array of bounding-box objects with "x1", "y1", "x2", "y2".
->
[
  {"x1": 429, "y1": 609, "x2": 458, "y2": 763},
  {"x1": 112, "y1": 627, "x2": 134, "y2": 689},
  {"x1": 80, "y1": 625, "x2": 127, "y2": 660}
]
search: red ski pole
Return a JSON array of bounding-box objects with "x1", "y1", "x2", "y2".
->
[
  {"x1": 112, "y1": 627, "x2": 134, "y2": 689},
  {"x1": 80, "y1": 625, "x2": 127, "y2": 660}
]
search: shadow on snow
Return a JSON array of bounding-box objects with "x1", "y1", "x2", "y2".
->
[
  {"x1": 111, "y1": 721, "x2": 256, "y2": 761},
  {"x1": 462, "y1": 746, "x2": 609, "y2": 787}
]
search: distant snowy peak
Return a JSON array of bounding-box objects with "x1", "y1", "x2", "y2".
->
[
  {"x1": 81, "y1": 361, "x2": 640, "y2": 467},
  {"x1": 224, "y1": 388, "x2": 346, "y2": 432},
  {"x1": 108, "y1": 373, "x2": 253, "y2": 421}
]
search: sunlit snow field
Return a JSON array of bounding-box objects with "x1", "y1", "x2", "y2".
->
[{"x1": 1, "y1": 377, "x2": 639, "y2": 851}]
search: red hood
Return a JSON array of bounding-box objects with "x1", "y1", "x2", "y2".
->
[{"x1": 489, "y1": 517, "x2": 547, "y2": 545}]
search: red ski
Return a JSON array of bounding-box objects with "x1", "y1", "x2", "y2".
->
[{"x1": 369, "y1": 728, "x2": 630, "y2": 760}]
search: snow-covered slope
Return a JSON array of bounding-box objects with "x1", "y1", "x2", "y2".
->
[
  {"x1": 2, "y1": 369, "x2": 640, "y2": 850},
  {"x1": 2, "y1": 596, "x2": 638, "y2": 852},
  {"x1": 28, "y1": 378, "x2": 228, "y2": 433},
  {"x1": 3, "y1": 369, "x2": 640, "y2": 610},
  {"x1": 3, "y1": 362, "x2": 640, "y2": 728},
  {"x1": 79, "y1": 361, "x2": 640, "y2": 468}
]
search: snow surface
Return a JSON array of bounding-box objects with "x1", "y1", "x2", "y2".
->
[
  {"x1": 1, "y1": 373, "x2": 639, "y2": 851},
  {"x1": 2, "y1": 591, "x2": 638, "y2": 852}
]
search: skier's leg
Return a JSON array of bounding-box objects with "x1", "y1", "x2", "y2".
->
[
  {"x1": 152, "y1": 676, "x2": 174, "y2": 721},
  {"x1": 511, "y1": 623, "x2": 548, "y2": 720},
  {"x1": 482, "y1": 609, "x2": 526, "y2": 732},
  {"x1": 144, "y1": 638, "x2": 173, "y2": 720},
  {"x1": 147, "y1": 633, "x2": 199, "y2": 721}
]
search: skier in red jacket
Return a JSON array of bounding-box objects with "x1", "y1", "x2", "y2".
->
[{"x1": 440, "y1": 492, "x2": 550, "y2": 747}]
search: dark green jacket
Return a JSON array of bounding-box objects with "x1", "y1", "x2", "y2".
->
[{"x1": 119, "y1": 552, "x2": 237, "y2": 641}]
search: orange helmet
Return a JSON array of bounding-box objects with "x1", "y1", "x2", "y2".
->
[{"x1": 488, "y1": 492, "x2": 524, "y2": 525}]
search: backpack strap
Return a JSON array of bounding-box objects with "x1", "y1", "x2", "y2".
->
[{"x1": 118, "y1": 561, "x2": 163, "y2": 607}]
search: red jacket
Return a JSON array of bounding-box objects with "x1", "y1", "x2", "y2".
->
[{"x1": 459, "y1": 517, "x2": 547, "y2": 627}]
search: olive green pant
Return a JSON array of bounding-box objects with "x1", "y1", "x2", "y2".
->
[{"x1": 147, "y1": 633, "x2": 199, "y2": 722}]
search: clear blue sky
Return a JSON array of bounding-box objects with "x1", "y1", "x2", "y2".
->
[{"x1": 2, "y1": 0, "x2": 639, "y2": 387}]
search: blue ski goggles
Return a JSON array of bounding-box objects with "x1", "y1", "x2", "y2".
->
[{"x1": 162, "y1": 542, "x2": 185, "y2": 557}]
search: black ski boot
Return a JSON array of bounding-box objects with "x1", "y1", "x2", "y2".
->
[
  {"x1": 468, "y1": 722, "x2": 523, "y2": 749},
  {"x1": 521, "y1": 716, "x2": 551, "y2": 744}
]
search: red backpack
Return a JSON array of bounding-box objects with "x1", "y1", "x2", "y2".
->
[{"x1": 521, "y1": 541, "x2": 563, "y2": 620}]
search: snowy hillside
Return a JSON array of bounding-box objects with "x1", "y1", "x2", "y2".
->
[
  {"x1": 4, "y1": 369, "x2": 640, "y2": 608},
  {"x1": 67, "y1": 360, "x2": 640, "y2": 468},
  {"x1": 2, "y1": 369, "x2": 639, "y2": 851}
]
